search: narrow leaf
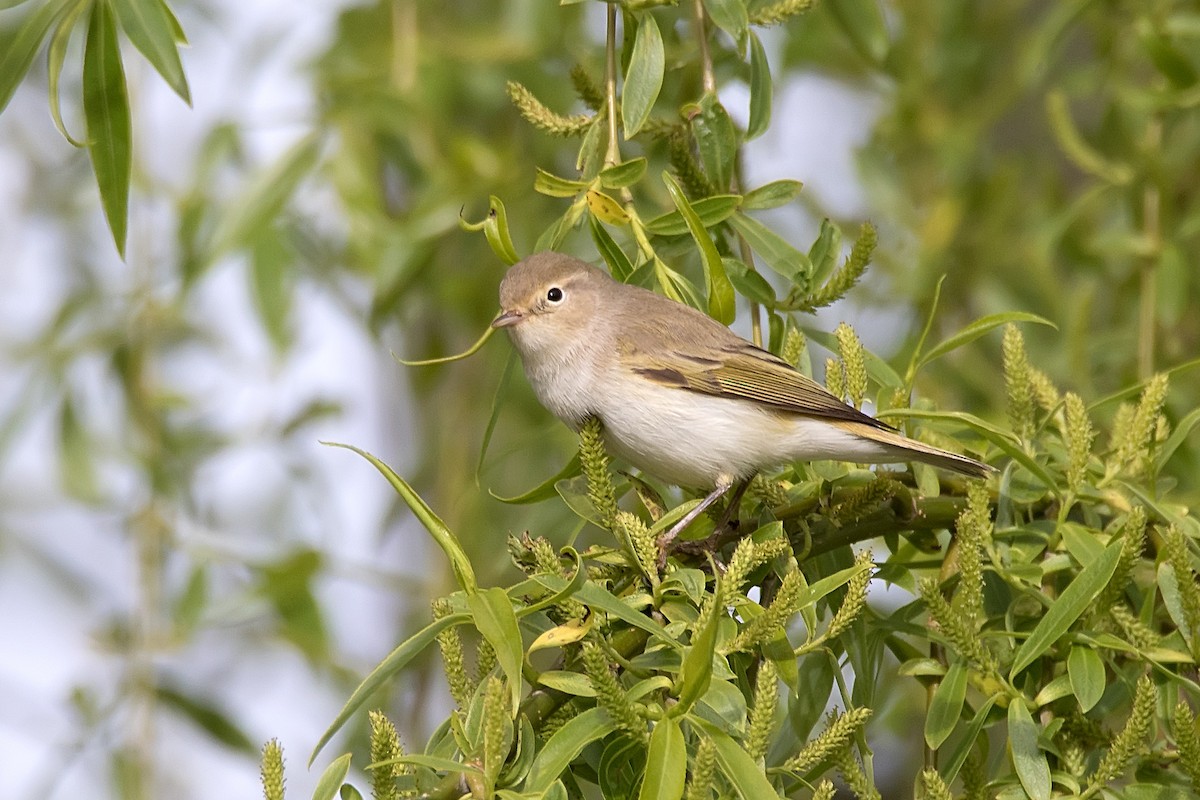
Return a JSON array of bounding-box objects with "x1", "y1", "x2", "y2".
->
[
  {"x1": 600, "y1": 157, "x2": 647, "y2": 189},
  {"x1": 468, "y1": 587, "x2": 525, "y2": 711},
  {"x1": 727, "y1": 212, "x2": 810, "y2": 280},
  {"x1": 1010, "y1": 538, "x2": 1124, "y2": 678},
  {"x1": 1067, "y1": 645, "x2": 1105, "y2": 712},
  {"x1": 209, "y1": 134, "x2": 321, "y2": 261},
  {"x1": 691, "y1": 95, "x2": 737, "y2": 191},
  {"x1": 535, "y1": 168, "x2": 589, "y2": 198},
  {"x1": 534, "y1": 575, "x2": 679, "y2": 648},
  {"x1": 689, "y1": 717, "x2": 781, "y2": 799},
  {"x1": 622, "y1": 12, "x2": 664, "y2": 138},
  {"x1": 742, "y1": 179, "x2": 801, "y2": 210},
  {"x1": 639, "y1": 718, "x2": 686, "y2": 800},
  {"x1": 111, "y1": 0, "x2": 190, "y2": 103},
  {"x1": 47, "y1": 0, "x2": 90, "y2": 146},
  {"x1": 1008, "y1": 701, "x2": 1051, "y2": 800},
  {"x1": 525, "y1": 708, "x2": 617, "y2": 792},
  {"x1": 642, "y1": 195, "x2": 742, "y2": 236},
  {"x1": 703, "y1": 0, "x2": 748, "y2": 45},
  {"x1": 83, "y1": 0, "x2": 132, "y2": 257},
  {"x1": 673, "y1": 598, "x2": 721, "y2": 715},
  {"x1": 586, "y1": 189, "x2": 630, "y2": 225},
  {"x1": 309, "y1": 613, "x2": 468, "y2": 764},
  {"x1": 324, "y1": 442, "x2": 477, "y2": 593},
  {"x1": 663, "y1": 172, "x2": 735, "y2": 324},
  {"x1": 590, "y1": 215, "x2": 634, "y2": 282},
  {"x1": 0, "y1": 0, "x2": 72, "y2": 114},
  {"x1": 918, "y1": 312, "x2": 1057, "y2": 369},
  {"x1": 311, "y1": 753, "x2": 352, "y2": 800},
  {"x1": 746, "y1": 31, "x2": 771, "y2": 140},
  {"x1": 491, "y1": 453, "x2": 582, "y2": 505},
  {"x1": 939, "y1": 694, "x2": 999, "y2": 785},
  {"x1": 925, "y1": 660, "x2": 967, "y2": 749}
]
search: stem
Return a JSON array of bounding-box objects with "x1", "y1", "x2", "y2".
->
[
  {"x1": 692, "y1": 0, "x2": 716, "y2": 96},
  {"x1": 604, "y1": 5, "x2": 621, "y2": 168},
  {"x1": 1137, "y1": 115, "x2": 1162, "y2": 380}
]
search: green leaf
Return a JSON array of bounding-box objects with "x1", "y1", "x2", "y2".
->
[
  {"x1": 723, "y1": 257, "x2": 776, "y2": 306},
  {"x1": 673, "y1": 597, "x2": 721, "y2": 715},
  {"x1": 339, "y1": 784, "x2": 363, "y2": 800},
  {"x1": 939, "y1": 694, "x2": 1000, "y2": 786},
  {"x1": 590, "y1": 216, "x2": 634, "y2": 282},
  {"x1": 310, "y1": 613, "x2": 468, "y2": 764},
  {"x1": 746, "y1": 31, "x2": 771, "y2": 140},
  {"x1": 111, "y1": 0, "x2": 190, "y2": 103},
  {"x1": 311, "y1": 754, "x2": 352, "y2": 800},
  {"x1": 925, "y1": 659, "x2": 967, "y2": 749},
  {"x1": 639, "y1": 718, "x2": 686, "y2": 800},
  {"x1": 324, "y1": 442, "x2": 477, "y2": 593},
  {"x1": 251, "y1": 229, "x2": 293, "y2": 350},
  {"x1": 208, "y1": 134, "x2": 322, "y2": 263},
  {"x1": 663, "y1": 172, "x2": 736, "y2": 324},
  {"x1": 468, "y1": 587, "x2": 525, "y2": 711},
  {"x1": 517, "y1": 548, "x2": 586, "y2": 620},
  {"x1": 917, "y1": 312, "x2": 1058, "y2": 370},
  {"x1": 742, "y1": 179, "x2": 802, "y2": 210},
  {"x1": 157, "y1": 685, "x2": 255, "y2": 753},
  {"x1": 47, "y1": 0, "x2": 90, "y2": 146},
  {"x1": 534, "y1": 168, "x2": 588, "y2": 198},
  {"x1": 688, "y1": 717, "x2": 781, "y2": 799},
  {"x1": 0, "y1": 0, "x2": 73, "y2": 114},
  {"x1": 476, "y1": 351, "x2": 515, "y2": 487},
  {"x1": 492, "y1": 453, "x2": 582, "y2": 504},
  {"x1": 642, "y1": 195, "x2": 742, "y2": 236},
  {"x1": 806, "y1": 219, "x2": 841, "y2": 288},
  {"x1": 536, "y1": 670, "x2": 596, "y2": 697},
  {"x1": 534, "y1": 574, "x2": 679, "y2": 648},
  {"x1": 524, "y1": 708, "x2": 617, "y2": 793},
  {"x1": 727, "y1": 212, "x2": 811, "y2": 280},
  {"x1": 1008, "y1": 701, "x2": 1051, "y2": 800},
  {"x1": 83, "y1": 0, "x2": 132, "y2": 257},
  {"x1": 1067, "y1": 645, "x2": 1105, "y2": 712},
  {"x1": 600, "y1": 157, "x2": 648, "y2": 189},
  {"x1": 703, "y1": 0, "x2": 748, "y2": 47},
  {"x1": 622, "y1": 12, "x2": 664, "y2": 138},
  {"x1": 386, "y1": 754, "x2": 483, "y2": 774},
  {"x1": 1156, "y1": 406, "x2": 1200, "y2": 472},
  {"x1": 1009, "y1": 537, "x2": 1124, "y2": 678},
  {"x1": 691, "y1": 94, "x2": 737, "y2": 191}
]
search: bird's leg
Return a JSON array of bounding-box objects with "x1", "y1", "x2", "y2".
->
[
  {"x1": 657, "y1": 477, "x2": 734, "y2": 568},
  {"x1": 674, "y1": 478, "x2": 754, "y2": 562}
]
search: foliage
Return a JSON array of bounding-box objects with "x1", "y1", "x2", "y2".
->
[
  {"x1": 244, "y1": 1, "x2": 1198, "y2": 799},
  {"x1": 3, "y1": 0, "x2": 1200, "y2": 798}
]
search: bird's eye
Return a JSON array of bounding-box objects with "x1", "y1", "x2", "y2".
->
[{"x1": 546, "y1": 287, "x2": 564, "y2": 303}]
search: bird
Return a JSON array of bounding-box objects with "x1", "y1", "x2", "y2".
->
[{"x1": 492, "y1": 251, "x2": 992, "y2": 556}]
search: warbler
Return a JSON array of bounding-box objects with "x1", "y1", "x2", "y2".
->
[{"x1": 493, "y1": 251, "x2": 991, "y2": 550}]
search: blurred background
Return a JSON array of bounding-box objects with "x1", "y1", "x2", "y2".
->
[{"x1": 1, "y1": 0, "x2": 1197, "y2": 797}]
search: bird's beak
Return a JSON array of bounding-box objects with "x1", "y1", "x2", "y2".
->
[{"x1": 492, "y1": 309, "x2": 523, "y2": 328}]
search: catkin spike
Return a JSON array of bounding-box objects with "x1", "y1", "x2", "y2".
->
[
  {"x1": 794, "y1": 222, "x2": 875, "y2": 312},
  {"x1": 579, "y1": 416, "x2": 618, "y2": 527},
  {"x1": 506, "y1": 81, "x2": 593, "y2": 137},
  {"x1": 1002, "y1": 324, "x2": 1035, "y2": 439},
  {"x1": 746, "y1": 660, "x2": 779, "y2": 762},
  {"x1": 1064, "y1": 392, "x2": 1095, "y2": 492},
  {"x1": 260, "y1": 739, "x2": 285, "y2": 800},
  {"x1": 783, "y1": 706, "x2": 873, "y2": 774},
  {"x1": 835, "y1": 322, "x2": 868, "y2": 409},
  {"x1": 368, "y1": 710, "x2": 407, "y2": 800},
  {"x1": 1086, "y1": 676, "x2": 1156, "y2": 788}
]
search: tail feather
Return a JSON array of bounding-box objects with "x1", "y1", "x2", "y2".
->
[{"x1": 833, "y1": 421, "x2": 995, "y2": 478}]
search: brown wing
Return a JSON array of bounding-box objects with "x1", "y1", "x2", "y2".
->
[{"x1": 621, "y1": 334, "x2": 896, "y2": 431}]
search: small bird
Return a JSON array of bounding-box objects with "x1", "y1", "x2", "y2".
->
[{"x1": 493, "y1": 251, "x2": 992, "y2": 554}]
